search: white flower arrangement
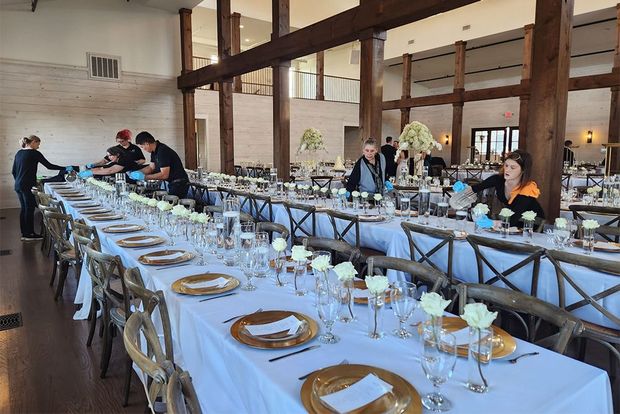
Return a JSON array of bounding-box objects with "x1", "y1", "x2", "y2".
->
[
  {"x1": 311, "y1": 255, "x2": 333, "y2": 272},
  {"x1": 420, "y1": 292, "x2": 451, "y2": 317},
  {"x1": 171, "y1": 205, "x2": 190, "y2": 217},
  {"x1": 333, "y1": 262, "x2": 357, "y2": 281},
  {"x1": 189, "y1": 212, "x2": 200, "y2": 222},
  {"x1": 128, "y1": 192, "x2": 140, "y2": 201},
  {"x1": 147, "y1": 198, "x2": 158, "y2": 207},
  {"x1": 499, "y1": 208, "x2": 514, "y2": 218},
  {"x1": 521, "y1": 211, "x2": 537, "y2": 221},
  {"x1": 395, "y1": 121, "x2": 442, "y2": 163},
  {"x1": 320, "y1": 187, "x2": 328, "y2": 194},
  {"x1": 157, "y1": 201, "x2": 173, "y2": 212},
  {"x1": 351, "y1": 191, "x2": 360, "y2": 198},
  {"x1": 460, "y1": 303, "x2": 498, "y2": 330},
  {"x1": 197, "y1": 213, "x2": 210, "y2": 224},
  {"x1": 312, "y1": 185, "x2": 320, "y2": 192},
  {"x1": 587, "y1": 186, "x2": 602, "y2": 194},
  {"x1": 582, "y1": 219, "x2": 600, "y2": 230},
  {"x1": 472, "y1": 203, "x2": 489, "y2": 216},
  {"x1": 291, "y1": 245, "x2": 312, "y2": 262},
  {"x1": 338, "y1": 188, "x2": 347, "y2": 195},
  {"x1": 272, "y1": 238, "x2": 287, "y2": 252},
  {"x1": 373, "y1": 194, "x2": 383, "y2": 202},
  {"x1": 554, "y1": 217, "x2": 568, "y2": 229},
  {"x1": 331, "y1": 188, "x2": 338, "y2": 196},
  {"x1": 297, "y1": 128, "x2": 325, "y2": 154},
  {"x1": 365, "y1": 275, "x2": 389, "y2": 296},
  {"x1": 360, "y1": 191, "x2": 369, "y2": 199}
]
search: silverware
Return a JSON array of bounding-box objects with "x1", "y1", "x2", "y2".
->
[
  {"x1": 269, "y1": 344, "x2": 320, "y2": 363},
  {"x1": 222, "y1": 307, "x2": 263, "y2": 323},
  {"x1": 507, "y1": 352, "x2": 539, "y2": 364},
  {"x1": 198, "y1": 292, "x2": 237, "y2": 302},
  {"x1": 155, "y1": 263, "x2": 191, "y2": 270},
  {"x1": 298, "y1": 358, "x2": 349, "y2": 380}
]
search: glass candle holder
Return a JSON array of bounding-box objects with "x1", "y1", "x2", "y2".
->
[{"x1": 367, "y1": 292, "x2": 386, "y2": 339}]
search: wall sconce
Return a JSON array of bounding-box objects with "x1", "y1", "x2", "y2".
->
[
  {"x1": 586, "y1": 130, "x2": 593, "y2": 144},
  {"x1": 445, "y1": 135, "x2": 449, "y2": 145}
]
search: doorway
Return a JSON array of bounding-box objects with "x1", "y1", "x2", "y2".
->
[{"x1": 343, "y1": 126, "x2": 360, "y2": 162}]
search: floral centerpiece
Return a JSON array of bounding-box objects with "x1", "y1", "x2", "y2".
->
[
  {"x1": 366, "y1": 275, "x2": 390, "y2": 339},
  {"x1": 395, "y1": 121, "x2": 442, "y2": 176},
  {"x1": 460, "y1": 302, "x2": 498, "y2": 393},
  {"x1": 334, "y1": 262, "x2": 357, "y2": 322},
  {"x1": 297, "y1": 128, "x2": 325, "y2": 153}
]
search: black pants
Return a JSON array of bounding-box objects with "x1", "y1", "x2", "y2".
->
[
  {"x1": 168, "y1": 180, "x2": 189, "y2": 199},
  {"x1": 16, "y1": 189, "x2": 36, "y2": 236}
]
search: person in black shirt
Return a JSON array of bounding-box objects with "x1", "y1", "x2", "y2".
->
[
  {"x1": 471, "y1": 150, "x2": 545, "y2": 227},
  {"x1": 132, "y1": 131, "x2": 189, "y2": 198},
  {"x1": 380, "y1": 136, "x2": 397, "y2": 178},
  {"x1": 86, "y1": 129, "x2": 145, "y2": 168},
  {"x1": 563, "y1": 140, "x2": 575, "y2": 167},
  {"x1": 12, "y1": 135, "x2": 69, "y2": 241},
  {"x1": 78, "y1": 146, "x2": 142, "y2": 180},
  {"x1": 345, "y1": 138, "x2": 387, "y2": 195}
]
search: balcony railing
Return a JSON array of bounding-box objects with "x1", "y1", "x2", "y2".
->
[{"x1": 192, "y1": 56, "x2": 359, "y2": 104}]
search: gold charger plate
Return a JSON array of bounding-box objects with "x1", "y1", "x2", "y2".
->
[
  {"x1": 72, "y1": 202, "x2": 100, "y2": 208},
  {"x1": 138, "y1": 249, "x2": 194, "y2": 266},
  {"x1": 102, "y1": 223, "x2": 145, "y2": 233},
  {"x1": 230, "y1": 310, "x2": 318, "y2": 349},
  {"x1": 269, "y1": 256, "x2": 312, "y2": 273},
  {"x1": 171, "y1": 273, "x2": 239, "y2": 295},
  {"x1": 300, "y1": 364, "x2": 421, "y2": 414},
  {"x1": 394, "y1": 210, "x2": 418, "y2": 218},
  {"x1": 64, "y1": 195, "x2": 92, "y2": 200},
  {"x1": 358, "y1": 215, "x2": 386, "y2": 222},
  {"x1": 88, "y1": 213, "x2": 124, "y2": 221},
  {"x1": 79, "y1": 207, "x2": 112, "y2": 214},
  {"x1": 352, "y1": 280, "x2": 391, "y2": 305},
  {"x1": 573, "y1": 240, "x2": 620, "y2": 253},
  {"x1": 116, "y1": 235, "x2": 166, "y2": 248},
  {"x1": 418, "y1": 317, "x2": 516, "y2": 359},
  {"x1": 486, "y1": 227, "x2": 522, "y2": 235}
]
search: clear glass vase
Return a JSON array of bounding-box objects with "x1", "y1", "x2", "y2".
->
[
  {"x1": 582, "y1": 227, "x2": 595, "y2": 255},
  {"x1": 467, "y1": 326, "x2": 493, "y2": 393},
  {"x1": 522, "y1": 219, "x2": 534, "y2": 243},
  {"x1": 338, "y1": 279, "x2": 356, "y2": 323},
  {"x1": 293, "y1": 260, "x2": 308, "y2": 296},
  {"x1": 367, "y1": 292, "x2": 385, "y2": 339}
]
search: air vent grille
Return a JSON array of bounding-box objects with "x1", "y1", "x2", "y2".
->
[{"x1": 87, "y1": 53, "x2": 121, "y2": 81}]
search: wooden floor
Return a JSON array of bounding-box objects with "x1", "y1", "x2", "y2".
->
[{"x1": 0, "y1": 208, "x2": 146, "y2": 414}]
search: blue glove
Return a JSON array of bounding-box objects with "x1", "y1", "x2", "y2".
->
[
  {"x1": 85, "y1": 163, "x2": 95, "y2": 169},
  {"x1": 78, "y1": 170, "x2": 94, "y2": 179},
  {"x1": 475, "y1": 215, "x2": 494, "y2": 229},
  {"x1": 452, "y1": 180, "x2": 466, "y2": 193},
  {"x1": 345, "y1": 191, "x2": 351, "y2": 198},
  {"x1": 64, "y1": 166, "x2": 73, "y2": 172},
  {"x1": 384, "y1": 181, "x2": 394, "y2": 192},
  {"x1": 127, "y1": 171, "x2": 145, "y2": 181}
]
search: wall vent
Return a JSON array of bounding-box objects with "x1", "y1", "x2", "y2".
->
[
  {"x1": 87, "y1": 53, "x2": 121, "y2": 81},
  {"x1": 462, "y1": 25, "x2": 471, "y2": 31},
  {"x1": 407, "y1": 39, "x2": 415, "y2": 45}
]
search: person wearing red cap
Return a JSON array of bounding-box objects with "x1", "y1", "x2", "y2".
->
[{"x1": 85, "y1": 129, "x2": 146, "y2": 169}]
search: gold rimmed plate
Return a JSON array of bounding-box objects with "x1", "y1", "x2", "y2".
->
[
  {"x1": 116, "y1": 235, "x2": 166, "y2": 248},
  {"x1": 352, "y1": 280, "x2": 391, "y2": 305},
  {"x1": 64, "y1": 195, "x2": 92, "y2": 201},
  {"x1": 269, "y1": 256, "x2": 312, "y2": 273},
  {"x1": 138, "y1": 249, "x2": 194, "y2": 266},
  {"x1": 394, "y1": 210, "x2": 418, "y2": 218},
  {"x1": 230, "y1": 310, "x2": 318, "y2": 349},
  {"x1": 358, "y1": 215, "x2": 387, "y2": 222},
  {"x1": 88, "y1": 213, "x2": 124, "y2": 221},
  {"x1": 573, "y1": 240, "x2": 620, "y2": 253},
  {"x1": 72, "y1": 201, "x2": 100, "y2": 208},
  {"x1": 79, "y1": 207, "x2": 112, "y2": 215},
  {"x1": 486, "y1": 227, "x2": 523, "y2": 235},
  {"x1": 102, "y1": 223, "x2": 145, "y2": 233},
  {"x1": 301, "y1": 364, "x2": 421, "y2": 414},
  {"x1": 171, "y1": 273, "x2": 239, "y2": 295}
]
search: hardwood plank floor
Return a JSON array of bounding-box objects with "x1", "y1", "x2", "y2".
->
[{"x1": 0, "y1": 208, "x2": 146, "y2": 414}]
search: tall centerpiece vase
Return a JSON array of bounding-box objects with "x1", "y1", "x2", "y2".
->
[
  {"x1": 222, "y1": 197, "x2": 240, "y2": 266},
  {"x1": 367, "y1": 292, "x2": 386, "y2": 339},
  {"x1": 338, "y1": 278, "x2": 356, "y2": 323},
  {"x1": 467, "y1": 326, "x2": 493, "y2": 393}
]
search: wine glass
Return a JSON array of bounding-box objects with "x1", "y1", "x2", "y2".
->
[
  {"x1": 420, "y1": 329, "x2": 457, "y2": 412},
  {"x1": 252, "y1": 236, "x2": 270, "y2": 279},
  {"x1": 240, "y1": 241, "x2": 257, "y2": 291},
  {"x1": 164, "y1": 214, "x2": 177, "y2": 246},
  {"x1": 316, "y1": 285, "x2": 341, "y2": 344},
  {"x1": 390, "y1": 281, "x2": 417, "y2": 338}
]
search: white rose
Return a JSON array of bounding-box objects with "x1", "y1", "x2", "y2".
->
[
  {"x1": 320, "y1": 187, "x2": 328, "y2": 194},
  {"x1": 272, "y1": 237, "x2": 287, "y2": 252},
  {"x1": 554, "y1": 217, "x2": 568, "y2": 229},
  {"x1": 171, "y1": 205, "x2": 188, "y2": 216},
  {"x1": 365, "y1": 275, "x2": 389, "y2": 296},
  {"x1": 189, "y1": 211, "x2": 200, "y2": 222},
  {"x1": 472, "y1": 203, "x2": 489, "y2": 216},
  {"x1": 312, "y1": 185, "x2": 320, "y2": 192},
  {"x1": 334, "y1": 262, "x2": 357, "y2": 281},
  {"x1": 420, "y1": 292, "x2": 451, "y2": 317},
  {"x1": 338, "y1": 188, "x2": 347, "y2": 195},
  {"x1": 373, "y1": 194, "x2": 383, "y2": 201},
  {"x1": 499, "y1": 208, "x2": 514, "y2": 218},
  {"x1": 197, "y1": 213, "x2": 210, "y2": 224},
  {"x1": 291, "y1": 245, "x2": 312, "y2": 262},
  {"x1": 311, "y1": 255, "x2": 333, "y2": 272},
  {"x1": 352, "y1": 191, "x2": 360, "y2": 198},
  {"x1": 360, "y1": 191, "x2": 368, "y2": 199},
  {"x1": 147, "y1": 198, "x2": 158, "y2": 207},
  {"x1": 331, "y1": 188, "x2": 338, "y2": 195},
  {"x1": 157, "y1": 201, "x2": 173, "y2": 211},
  {"x1": 521, "y1": 211, "x2": 537, "y2": 221},
  {"x1": 400, "y1": 142, "x2": 409, "y2": 150},
  {"x1": 582, "y1": 219, "x2": 600, "y2": 230},
  {"x1": 460, "y1": 302, "x2": 498, "y2": 329}
]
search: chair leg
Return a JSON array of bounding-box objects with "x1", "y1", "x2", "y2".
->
[
  {"x1": 49, "y1": 252, "x2": 58, "y2": 286},
  {"x1": 578, "y1": 337, "x2": 588, "y2": 361},
  {"x1": 100, "y1": 323, "x2": 114, "y2": 378},
  {"x1": 122, "y1": 353, "x2": 133, "y2": 406},
  {"x1": 54, "y1": 260, "x2": 69, "y2": 301},
  {"x1": 86, "y1": 300, "x2": 98, "y2": 347}
]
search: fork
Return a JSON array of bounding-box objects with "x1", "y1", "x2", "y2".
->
[
  {"x1": 298, "y1": 358, "x2": 349, "y2": 381},
  {"x1": 507, "y1": 352, "x2": 539, "y2": 364},
  {"x1": 222, "y1": 307, "x2": 263, "y2": 323}
]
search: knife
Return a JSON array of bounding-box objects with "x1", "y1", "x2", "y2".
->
[
  {"x1": 198, "y1": 292, "x2": 237, "y2": 302},
  {"x1": 268, "y1": 344, "x2": 320, "y2": 363}
]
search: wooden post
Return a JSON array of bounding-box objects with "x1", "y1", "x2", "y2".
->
[
  {"x1": 608, "y1": 4, "x2": 620, "y2": 173},
  {"x1": 359, "y1": 29, "x2": 386, "y2": 142},
  {"x1": 519, "y1": 24, "x2": 534, "y2": 151},
  {"x1": 217, "y1": 0, "x2": 235, "y2": 174},
  {"x1": 450, "y1": 41, "x2": 466, "y2": 165},
  {"x1": 179, "y1": 8, "x2": 197, "y2": 169},
  {"x1": 400, "y1": 53, "x2": 412, "y2": 132},
  {"x1": 272, "y1": 0, "x2": 291, "y2": 182},
  {"x1": 231, "y1": 12, "x2": 242, "y2": 93},
  {"x1": 526, "y1": 0, "x2": 573, "y2": 220},
  {"x1": 316, "y1": 51, "x2": 325, "y2": 100}
]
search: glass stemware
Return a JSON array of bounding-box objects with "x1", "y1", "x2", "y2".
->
[
  {"x1": 240, "y1": 240, "x2": 256, "y2": 291},
  {"x1": 164, "y1": 214, "x2": 177, "y2": 246},
  {"x1": 253, "y1": 236, "x2": 270, "y2": 278},
  {"x1": 420, "y1": 329, "x2": 457, "y2": 412},
  {"x1": 316, "y1": 285, "x2": 341, "y2": 344},
  {"x1": 390, "y1": 281, "x2": 417, "y2": 338}
]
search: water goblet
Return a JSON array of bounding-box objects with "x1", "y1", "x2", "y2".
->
[
  {"x1": 420, "y1": 329, "x2": 457, "y2": 412},
  {"x1": 252, "y1": 237, "x2": 270, "y2": 279},
  {"x1": 390, "y1": 281, "x2": 417, "y2": 338},
  {"x1": 316, "y1": 285, "x2": 341, "y2": 344}
]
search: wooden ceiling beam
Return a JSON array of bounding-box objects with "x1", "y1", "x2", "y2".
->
[{"x1": 178, "y1": 0, "x2": 479, "y2": 89}]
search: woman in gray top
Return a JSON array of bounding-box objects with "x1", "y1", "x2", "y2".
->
[{"x1": 345, "y1": 138, "x2": 386, "y2": 196}]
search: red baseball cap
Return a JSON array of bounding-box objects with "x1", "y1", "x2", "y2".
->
[{"x1": 116, "y1": 129, "x2": 132, "y2": 140}]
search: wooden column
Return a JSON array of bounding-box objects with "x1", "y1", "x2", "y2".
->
[
  {"x1": 179, "y1": 8, "x2": 197, "y2": 169},
  {"x1": 526, "y1": 0, "x2": 573, "y2": 220},
  {"x1": 400, "y1": 53, "x2": 412, "y2": 131},
  {"x1": 217, "y1": 0, "x2": 235, "y2": 174},
  {"x1": 316, "y1": 51, "x2": 325, "y2": 100},
  {"x1": 518, "y1": 24, "x2": 534, "y2": 151},
  {"x1": 359, "y1": 29, "x2": 386, "y2": 142},
  {"x1": 231, "y1": 12, "x2": 242, "y2": 93},
  {"x1": 272, "y1": 0, "x2": 291, "y2": 182},
  {"x1": 450, "y1": 41, "x2": 466, "y2": 164},
  {"x1": 608, "y1": 4, "x2": 620, "y2": 173}
]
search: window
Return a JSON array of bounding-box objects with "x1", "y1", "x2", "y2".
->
[{"x1": 471, "y1": 126, "x2": 519, "y2": 162}]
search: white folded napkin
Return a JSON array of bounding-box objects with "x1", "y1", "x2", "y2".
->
[
  {"x1": 244, "y1": 315, "x2": 302, "y2": 337},
  {"x1": 149, "y1": 251, "x2": 185, "y2": 261},
  {"x1": 182, "y1": 277, "x2": 229, "y2": 289},
  {"x1": 123, "y1": 237, "x2": 159, "y2": 246},
  {"x1": 353, "y1": 288, "x2": 369, "y2": 299},
  {"x1": 118, "y1": 224, "x2": 142, "y2": 231},
  {"x1": 319, "y1": 373, "x2": 393, "y2": 413}
]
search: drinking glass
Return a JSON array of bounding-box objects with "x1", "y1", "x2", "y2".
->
[
  {"x1": 419, "y1": 189, "x2": 431, "y2": 225},
  {"x1": 253, "y1": 237, "x2": 270, "y2": 278},
  {"x1": 240, "y1": 222, "x2": 256, "y2": 256},
  {"x1": 390, "y1": 281, "x2": 417, "y2": 338},
  {"x1": 420, "y1": 329, "x2": 457, "y2": 412},
  {"x1": 316, "y1": 285, "x2": 341, "y2": 344},
  {"x1": 436, "y1": 202, "x2": 449, "y2": 229},
  {"x1": 293, "y1": 260, "x2": 309, "y2": 296},
  {"x1": 240, "y1": 243, "x2": 257, "y2": 291},
  {"x1": 384, "y1": 199, "x2": 396, "y2": 218},
  {"x1": 553, "y1": 224, "x2": 570, "y2": 250},
  {"x1": 214, "y1": 215, "x2": 225, "y2": 259},
  {"x1": 400, "y1": 196, "x2": 411, "y2": 220},
  {"x1": 455, "y1": 209, "x2": 468, "y2": 232},
  {"x1": 223, "y1": 198, "x2": 240, "y2": 266},
  {"x1": 205, "y1": 222, "x2": 218, "y2": 255},
  {"x1": 582, "y1": 227, "x2": 595, "y2": 255},
  {"x1": 164, "y1": 214, "x2": 177, "y2": 246}
]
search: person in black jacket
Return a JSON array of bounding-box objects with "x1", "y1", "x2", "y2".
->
[
  {"x1": 380, "y1": 136, "x2": 397, "y2": 178},
  {"x1": 86, "y1": 129, "x2": 146, "y2": 168},
  {"x1": 12, "y1": 135, "x2": 69, "y2": 241},
  {"x1": 78, "y1": 146, "x2": 142, "y2": 181},
  {"x1": 471, "y1": 149, "x2": 545, "y2": 227}
]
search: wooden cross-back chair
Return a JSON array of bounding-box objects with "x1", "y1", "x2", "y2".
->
[
  {"x1": 163, "y1": 195, "x2": 180, "y2": 205},
  {"x1": 443, "y1": 167, "x2": 459, "y2": 183},
  {"x1": 188, "y1": 182, "x2": 208, "y2": 211},
  {"x1": 247, "y1": 166, "x2": 263, "y2": 178},
  {"x1": 179, "y1": 198, "x2": 196, "y2": 211},
  {"x1": 38, "y1": 203, "x2": 59, "y2": 256},
  {"x1": 166, "y1": 370, "x2": 203, "y2": 414},
  {"x1": 458, "y1": 283, "x2": 583, "y2": 355},
  {"x1": 546, "y1": 250, "x2": 620, "y2": 367},
  {"x1": 256, "y1": 221, "x2": 290, "y2": 243},
  {"x1": 71, "y1": 221, "x2": 100, "y2": 286},
  {"x1": 465, "y1": 168, "x2": 483, "y2": 180},
  {"x1": 228, "y1": 189, "x2": 253, "y2": 216},
  {"x1": 325, "y1": 209, "x2": 386, "y2": 259},
  {"x1": 153, "y1": 190, "x2": 169, "y2": 201},
  {"x1": 367, "y1": 256, "x2": 447, "y2": 294},
  {"x1": 561, "y1": 173, "x2": 572, "y2": 191},
  {"x1": 203, "y1": 205, "x2": 254, "y2": 223},
  {"x1": 249, "y1": 193, "x2": 273, "y2": 222},
  {"x1": 393, "y1": 185, "x2": 419, "y2": 210},
  {"x1": 44, "y1": 210, "x2": 76, "y2": 301},
  {"x1": 401, "y1": 222, "x2": 455, "y2": 286},
  {"x1": 283, "y1": 201, "x2": 316, "y2": 244},
  {"x1": 569, "y1": 205, "x2": 620, "y2": 242},
  {"x1": 234, "y1": 165, "x2": 243, "y2": 176},
  {"x1": 586, "y1": 173, "x2": 604, "y2": 188},
  {"x1": 301, "y1": 237, "x2": 361, "y2": 267},
  {"x1": 310, "y1": 176, "x2": 334, "y2": 191}
]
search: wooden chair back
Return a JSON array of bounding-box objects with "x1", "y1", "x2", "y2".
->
[
  {"x1": 283, "y1": 201, "x2": 316, "y2": 243},
  {"x1": 256, "y1": 221, "x2": 290, "y2": 242},
  {"x1": 43, "y1": 211, "x2": 74, "y2": 253},
  {"x1": 166, "y1": 370, "x2": 203, "y2": 414},
  {"x1": 443, "y1": 167, "x2": 459, "y2": 183},
  {"x1": 153, "y1": 190, "x2": 168, "y2": 200},
  {"x1": 179, "y1": 198, "x2": 196, "y2": 211},
  {"x1": 586, "y1": 173, "x2": 604, "y2": 188},
  {"x1": 401, "y1": 222, "x2": 454, "y2": 283},
  {"x1": 326, "y1": 210, "x2": 360, "y2": 248},
  {"x1": 569, "y1": 205, "x2": 620, "y2": 242},
  {"x1": 457, "y1": 283, "x2": 582, "y2": 354},
  {"x1": 561, "y1": 173, "x2": 571, "y2": 191},
  {"x1": 465, "y1": 168, "x2": 483, "y2": 180},
  {"x1": 367, "y1": 256, "x2": 447, "y2": 293},
  {"x1": 164, "y1": 195, "x2": 180, "y2": 205},
  {"x1": 310, "y1": 176, "x2": 334, "y2": 191},
  {"x1": 249, "y1": 193, "x2": 273, "y2": 222},
  {"x1": 203, "y1": 205, "x2": 254, "y2": 223},
  {"x1": 234, "y1": 165, "x2": 243, "y2": 176},
  {"x1": 301, "y1": 237, "x2": 361, "y2": 266},
  {"x1": 85, "y1": 245, "x2": 129, "y2": 318}
]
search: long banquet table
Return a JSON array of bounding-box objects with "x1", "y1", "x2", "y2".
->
[{"x1": 45, "y1": 183, "x2": 613, "y2": 414}]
